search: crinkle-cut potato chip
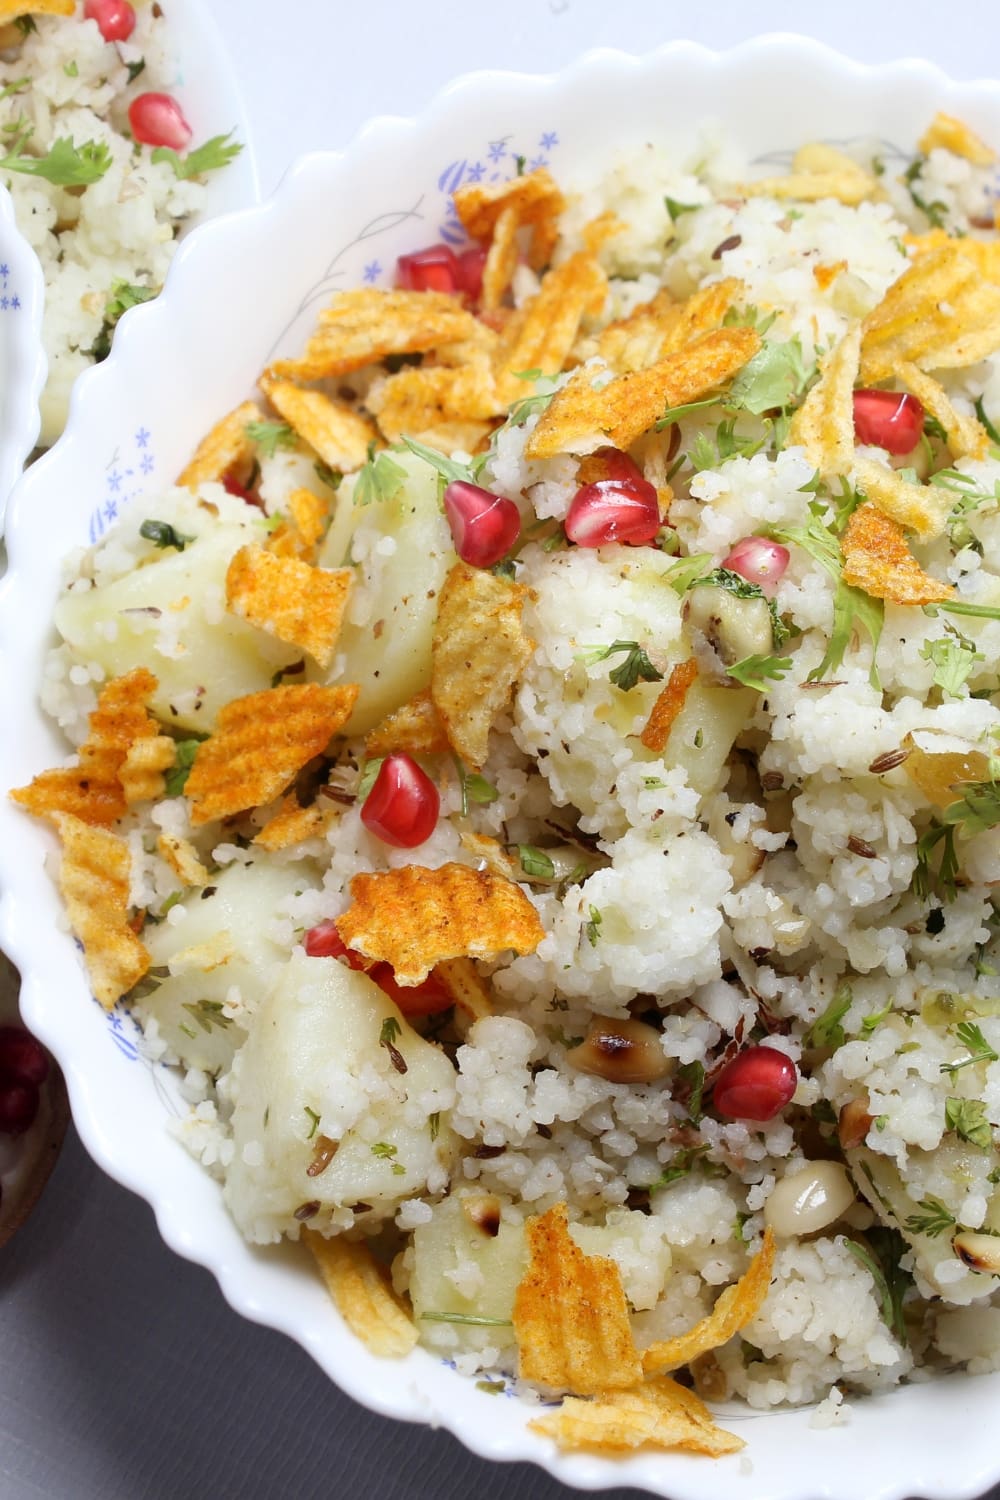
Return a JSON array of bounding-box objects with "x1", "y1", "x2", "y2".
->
[
  {"x1": 304, "y1": 1229, "x2": 417, "y2": 1358},
  {"x1": 55, "y1": 814, "x2": 150, "y2": 1008},
  {"x1": 853, "y1": 455, "x2": 953, "y2": 542},
  {"x1": 494, "y1": 251, "x2": 607, "y2": 403},
  {"x1": 254, "y1": 794, "x2": 334, "y2": 852},
  {"x1": 458, "y1": 829, "x2": 520, "y2": 882},
  {"x1": 598, "y1": 290, "x2": 682, "y2": 375},
  {"x1": 365, "y1": 689, "x2": 450, "y2": 759},
  {"x1": 225, "y1": 545, "x2": 353, "y2": 669},
  {"x1": 529, "y1": 1377, "x2": 744, "y2": 1458},
  {"x1": 860, "y1": 244, "x2": 1000, "y2": 382},
  {"x1": 267, "y1": 289, "x2": 490, "y2": 383},
  {"x1": 787, "y1": 324, "x2": 860, "y2": 476},
  {"x1": 177, "y1": 400, "x2": 263, "y2": 489},
  {"x1": 513, "y1": 1202, "x2": 642, "y2": 1395},
  {"x1": 431, "y1": 562, "x2": 534, "y2": 770},
  {"x1": 0, "y1": 0, "x2": 73, "y2": 15},
  {"x1": 640, "y1": 658, "x2": 698, "y2": 753},
  {"x1": 660, "y1": 278, "x2": 744, "y2": 354},
  {"x1": 480, "y1": 201, "x2": 521, "y2": 315},
  {"x1": 156, "y1": 832, "x2": 211, "y2": 888},
  {"x1": 184, "y1": 682, "x2": 359, "y2": 826},
  {"x1": 737, "y1": 143, "x2": 877, "y2": 206},
  {"x1": 267, "y1": 488, "x2": 330, "y2": 562},
  {"x1": 582, "y1": 211, "x2": 627, "y2": 257},
  {"x1": 336, "y1": 862, "x2": 544, "y2": 985},
  {"x1": 641, "y1": 1229, "x2": 776, "y2": 1375},
  {"x1": 11, "y1": 666, "x2": 159, "y2": 827},
  {"x1": 918, "y1": 111, "x2": 996, "y2": 166},
  {"x1": 120, "y1": 734, "x2": 177, "y2": 805},
  {"x1": 367, "y1": 358, "x2": 500, "y2": 451},
  {"x1": 454, "y1": 166, "x2": 566, "y2": 271},
  {"x1": 841, "y1": 502, "x2": 953, "y2": 606},
  {"x1": 894, "y1": 362, "x2": 989, "y2": 461},
  {"x1": 526, "y1": 326, "x2": 760, "y2": 459},
  {"x1": 434, "y1": 956, "x2": 494, "y2": 1022},
  {"x1": 259, "y1": 377, "x2": 377, "y2": 473}
]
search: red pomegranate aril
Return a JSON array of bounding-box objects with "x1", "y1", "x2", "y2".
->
[
  {"x1": 222, "y1": 471, "x2": 258, "y2": 506},
  {"x1": 0, "y1": 1026, "x2": 49, "y2": 1087},
  {"x1": 128, "y1": 92, "x2": 192, "y2": 151},
  {"x1": 303, "y1": 919, "x2": 352, "y2": 961},
  {"x1": 0, "y1": 1078, "x2": 39, "y2": 1137},
  {"x1": 852, "y1": 389, "x2": 924, "y2": 456},
  {"x1": 565, "y1": 460, "x2": 661, "y2": 548},
  {"x1": 396, "y1": 243, "x2": 458, "y2": 294},
  {"x1": 444, "y1": 480, "x2": 521, "y2": 567},
  {"x1": 84, "y1": 0, "x2": 136, "y2": 40},
  {"x1": 368, "y1": 963, "x2": 453, "y2": 1018},
  {"x1": 722, "y1": 536, "x2": 790, "y2": 595},
  {"x1": 455, "y1": 246, "x2": 488, "y2": 301},
  {"x1": 712, "y1": 1045, "x2": 798, "y2": 1122},
  {"x1": 361, "y1": 753, "x2": 440, "y2": 849}
]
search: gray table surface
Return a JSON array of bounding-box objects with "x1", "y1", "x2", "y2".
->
[{"x1": 6, "y1": 3, "x2": 1000, "y2": 1497}]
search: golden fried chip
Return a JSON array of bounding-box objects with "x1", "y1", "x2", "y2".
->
[
  {"x1": 267, "y1": 488, "x2": 330, "y2": 562},
  {"x1": 894, "y1": 362, "x2": 988, "y2": 461},
  {"x1": 254, "y1": 795, "x2": 334, "y2": 851},
  {"x1": 738, "y1": 143, "x2": 876, "y2": 205},
  {"x1": 598, "y1": 291, "x2": 682, "y2": 375},
  {"x1": 336, "y1": 862, "x2": 544, "y2": 985},
  {"x1": 225, "y1": 545, "x2": 353, "y2": 668},
  {"x1": 268, "y1": 289, "x2": 490, "y2": 382},
  {"x1": 177, "y1": 400, "x2": 263, "y2": 489},
  {"x1": 156, "y1": 832, "x2": 211, "y2": 888},
  {"x1": 55, "y1": 814, "x2": 150, "y2": 1008},
  {"x1": 304, "y1": 1230, "x2": 417, "y2": 1358},
  {"x1": 841, "y1": 502, "x2": 953, "y2": 606},
  {"x1": 660, "y1": 279, "x2": 744, "y2": 354},
  {"x1": 431, "y1": 562, "x2": 533, "y2": 769},
  {"x1": 458, "y1": 829, "x2": 521, "y2": 882},
  {"x1": 582, "y1": 211, "x2": 627, "y2": 257},
  {"x1": 860, "y1": 244, "x2": 1000, "y2": 381},
  {"x1": 120, "y1": 735, "x2": 177, "y2": 806},
  {"x1": 853, "y1": 455, "x2": 953, "y2": 541},
  {"x1": 918, "y1": 111, "x2": 996, "y2": 166},
  {"x1": 368, "y1": 357, "x2": 500, "y2": 451},
  {"x1": 260, "y1": 377, "x2": 377, "y2": 472},
  {"x1": 454, "y1": 167, "x2": 566, "y2": 271},
  {"x1": 0, "y1": 0, "x2": 73, "y2": 16},
  {"x1": 494, "y1": 252, "x2": 607, "y2": 401},
  {"x1": 787, "y1": 324, "x2": 860, "y2": 476},
  {"x1": 12, "y1": 667, "x2": 159, "y2": 827},
  {"x1": 642, "y1": 1229, "x2": 776, "y2": 1375},
  {"x1": 513, "y1": 1203, "x2": 642, "y2": 1395},
  {"x1": 480, "y1": 201, "x2": 521, "y2": 314},
  {"x1": 365, "y1": 689, "x2": 450, "y2": 759},
  {"x1": 434, "y1": 957, "x2": 494, "y2": 1022},
  {"x1": 529, "y1": 1377, "x2": 744, "y2": 1457},
  {"x1": 640, "y1": 659, "x2": 698, "y2": 753},
  {"x1": 185, "y1": 683, "x2": 359, "y2": 826},
  {"x1": 526, "y1": 326, "x2": 760, "y2": 459}
]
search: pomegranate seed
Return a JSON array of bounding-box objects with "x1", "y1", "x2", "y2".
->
[
  {"x1": 222, "y1": 471, "x2": 260, "y2": 506},
  {"x1": 303, "y1": 919, "x2": 352, "y2": 960},
  {"x1": 852, "y1": 389, "x2": 924, "y2": 456},
  {"x1": 565, "y1": 448, "x2": 660, "y2": 548},
  {"x1": 360, "y1": 753, "x2": 440, "y2": 849},
  {"x1": 712, "y1": 1046, "x2": 798, "y2": 1122},
  {"x1": 0, "y1": 1026, "x2": 49, "y2": 1087},
  {"x1": 396, "y1": 243, "x2": 458, "y2": 294},
  {"x1": 368, "y1": 963, "x2": 453, "y2": 1018},
  {"x1": 129, "y1": 92, "x2": 192, "y2": 151},
  {"x1": 722, "y1": 536, "x2": 790, "y2": 595},
  {"x1": 455, "y1": 246, "x2": 488, "y2": 301},
  {"x1": 444, "y1": 480, "x2": 521, "y2": 568},
  {"x1": 0, "y1": 1078, "x2": 39, "y2": 1136},
  {"x1": 84, "y1": 0, "x2": 136, "y2": 40}
]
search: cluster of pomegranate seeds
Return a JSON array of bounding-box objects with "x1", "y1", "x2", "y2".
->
[
  {"x1": 83, "y1": 0, "x2": 135, "y2": 40},
  {"x1": 0, "y1": 1025, "x2": 49, "y2": 1139},
  {"x1": 302, "y1": 921, "x2": 451, "y2": 1018},
  {"x1": 852, "y1": 388, "x2": 924, "y2": 456},
  {"x1": 360, "y1": 752, "x2": 440, "y2": 849},
  {"x1": 712, "y1": 1045, "x2": 798, "y2": 1122},
  {"x1": 564, "y1": 447, "x2": 661, "y2": 548},
  {"x1": 722, "y1": 536, "x2": 790, "y2": 595},
  {"x1": 444, "y1": 480, "x2": 521, "y2": 568},
  {"x1": 128, "y1": 92, "x2": 193, "y2": 152},
  {"x1": 395, "y1": 243, "x2": 487, "y2": 303}
]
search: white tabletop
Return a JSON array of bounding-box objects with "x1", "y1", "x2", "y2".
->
[{"x1": 4, "y1": 3, "x2": 1000, "y2": 1497}]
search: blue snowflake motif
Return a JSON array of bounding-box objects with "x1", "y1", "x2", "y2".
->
[
  {"x1": 10, "y1": 295, "x2": 19, "y2": 310},
  {"x1": 529, "y1": 156, "x2": 548, "y2": 172},
  {"x1": 104, "y1": 499, "x2": 117, "y2": 524},
  {"x1": 135, "y1": 427, "x2": 150, "y2": 448},
  {"x1": 140, "y1": 453, "x2": 154, "y2": 475},
  {"x1": 540, "y1": 131, "x2": 559, "y2": 151},
  {"x1": 0, "y1": 263, "x2": 8, "y2": 279},
  {"x1": 363, "y1": 259, "x2": 382, "y2": 284},
  {"x1": 0, "y1": 297, "x2": 8, "y2": 311},
  {"x1": 466, "y1": 161, "x2": 486, "y2": 183},
  {"x1": 108, "y1": 1010, "x2": 124, "y2": 1033},
  {"x1": 108, "y1": 469, "x2": 122, "y2": 493},
  {"x1": 487, "y1": 139, "x2": 507, "y2": 163}
]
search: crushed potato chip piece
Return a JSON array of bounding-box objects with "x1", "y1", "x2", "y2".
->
[
  {"x1": 268, "y1": 289, "x2": 490, "y2": 382},
  {"x1": 260, "y1": 378, "x2": 377, "y2": 472},
  {"x1": 640, "y1": 659, "x2": 698, "y2": 752},
  {"x1": 304, "y1": 1230, "x2": 417, "y2": 1358},
  {"x1": 337, "y1": 862, "x2": 544, "y2": 985},
  {"x1": 526, "y1": 326, "x2": 760, "y2": 459},
  {"x1": 254, "y1": 795, "x2": 334, "y2": 852},
  {"x1": 853, "y1": 455, "x2": 953, "y2": 541},
  {"x1": 434, "y1": 956, "x2": 494, "y2": 1022},
  {"x1": 185, "y1": 683, "x2": 359, "y2": 826},
  {"x1": 894, "y1": 362, "x2": 988, "y2": 461},
  {"x1": 918, "y1": 111, "x2": 996, "y2": 166},
  {"x1": 642, "y1": 1229, "x2": 775, "y2": 1375},
  {"x1": 738, "y1": 144, "x2": 876, "y2": 205},
  {"x1": 458, "y1": 829, "x2": 520, "y2": 882},
  {"x1": 225, "y1": 545, "x2": 353, "y2": 668},
  {"x1": 55, "y1": 814, "x2": 150, "y2": 1008},
  {"x1": 368, "y1": 357, "x2": 499, "y2": 452},
  {"x1": 860, "y1": 245, "x2": 1000, "y2": 381},
  {"x1": 582, "y1": 211, "x2": 627, "y2": 257},
  {"x1": 156, "y1": 832, "x2": 210, "y2": 888},
  {"x1": 12, "y1": 667, "x2": 159, "y2": 827},
  {"x1": 598, "y1": 291, "x2": 681, "y2": 375},
  {"x1": 431, "y1": 563, "x2": 533, "y2": 769},
  {"x1": 480, "y1": 201, "x2": 521, "y2": 314},
  {"x1": 267, "y1": 488, "x2": 330, "y2": 562},
  {"x1": 787, "y1": 324, "x2": 860, "y2": 476},
  {"x1": 365, "y1": 689, "x2": 450, "y2": 759},
  {"x1": 455, "y1": 167, "x2": 566, "y2": 272},
  {"x1": 120, "y1": 735, "x2": 177, "y2": 805},
  {"x1": 513, "y1": 1202, "x2": 642, "y2": 1394},
  {"x1": 494, "y1": 252, "x2": 607, "y2": 402},
  {"x1": 177, "y1": 400, "x2": 263, "y2": 489},
  {"x1": 842, "y1": 502, "x2": 953, "y2": 606},
  {"x1": 529, "y1": 1377, "x2": 744, "y2": 1457},
  {"x1": 660, "y1": 279, "x2": 744, "y2": 354}
]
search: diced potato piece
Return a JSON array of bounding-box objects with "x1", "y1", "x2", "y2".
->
[
  {"x1": 571, "y1": 1208, "x2": 673, "y2": 1311},
  {"x1": 662, "y1": 679, "x2": 756, "y2": 796},
  {"x1": 224, "y1": 950, "x2": 458, "y2": 1243},
  {"x1": 316, "y1": 451, "x2": 456, "y2": 736},
  {"x1": 408, "y1": 1192, "x2": 527, "y2": 1354},
  {"x1": 139, "y1": 861, "x2": 318, "y2": 1075}
]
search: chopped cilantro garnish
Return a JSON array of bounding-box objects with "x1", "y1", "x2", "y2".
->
[
  {"x1": 663, "y1": 553, "x2": 713, "y2": 595},
  {"x1": 945, "y1": 1096, "x2": 993, "y2": 1149},
  {"x1": 844, "y1": 1228, "x2": 911, "y2": 1343},
  {"x1": 940, "y1": 1020, "x2": 999, "y2": 1075},
  {"x1": 420, "y1": 1312, "x2": 514, "y2": 1326},
  {"x1": 678, "y1": 1060, "x2": 706, "y2": 1124},
  {"x1": 353, "y1": 446, "x2": 406, "y2": 506},
  {"x1": 0, "y1": 78, "x2": 29, "y2": 102},
  {"x1": 644, "y1": 1145, "x2": 710, "y2": 1192},
  {"x1": 941, "y1": 781, "x2": 1000, "y2": 837},
  {"x1": 90, "y1": 279, "x2": 156, "y2": 361},
  {"x1": 518, "y1": 845, "x2": 556, "y2": 880},
  {"x1": 584, "y1": 906, "x2": 602, "y2": 946},
  {"x1": 861, "y1": 1004, "x2": 892, "y2": 1035},
  {"x1": 245, "y1": 420, "x2": 296, "y2": 459},
  {"x1": 14, "y1": 15, "x2": 36, "y2": 34},
  {"x1": 726, "y1": 336, "x2": 815, "y2": 416},
  {"x1": 723, "y1": 304, "x2": 778, "y2": 336},
  {"x1": 314, "y1": 460, "x2": 342, "y2": 491},
  {"x1": 726, "y1": 653, "x2": 793, "y2": 691},
  {"x1": 773, "y1": 510, "x2": 883, "y2": 689},
  {"x1": 356, "y1": 757, "x2": 384, "y2": 803},
  {"x1": 378, "y1": 1017, "x2": 407, "y2": 1076},
  {"x1": 163, "y1": 738, "x2": 202, "y2": 798},
  {"x1": 180, "y1": 999, "x2": 232, "y2": 1034},
  {"x1": 912, "y1": 821, "x2": 959, "y2": 903},
  {"x1": 304, "y1": 1106, "x2": 321, "y2": 1141},
  {"x1": 664, "y1": 195, "x2": 701, "y2": 221},
  {"x1": 450, "y1": 753, "x2": 499, "y2": 815},
  {"x1": 902, "y1": 157, "x2": 950, "y2": 230},
  {"x1": 655, "y1": 395, "x2": 719, "y2": 429},
  {"x1": 920, "y1": 631, "x2": 984, "y2": 697},
  {"x1": 903, "y1": 1196, "x2": 956, "y2": 1238},
  {"x1": 126, "y1": 57, "x2": 146, "y2": 84},
  {"x1": 370, "y1": 1140, "x2": 406, "y2": 1173},
  {"x1": 0, "y1": 134, "x2": 112, "y2": 185},
  {"x1": 975, "y1": 396, "x2": 1000, "y2": 446},
  {"x1": 151, "y1": 129, "x2": 243, "y2": 181},
  {"x1": 139, "y1": 518, "x2": 194, "y2": 552},
  {"x1": 400, "y1": 435, "x2": 472, "y2": 485},
  {"x1": 807, "y1": 981, "x2": 852, "y2": 1049}
]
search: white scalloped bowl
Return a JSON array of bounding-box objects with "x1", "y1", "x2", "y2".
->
[
  {"x1": 4, "y1": 36, "x2": 1000, "y2": 1500},
  {"x1": 0, "y1": 182, "x2": 45, "y2": 524}
]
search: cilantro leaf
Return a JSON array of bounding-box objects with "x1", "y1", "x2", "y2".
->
[
  {"x1": 164, "y1": 738, "x2": 202, "y2": 797},
  {"x1": 773, "y1": 512, "x2": 883, "y2": 689},
  {"x1": 0, "y1": 135, "x2": 112, "y2": 186},
  {"x1": 727, "y1": 653, "x2": 793, "y2": 691},
  {"x1": 583, "y1": 640, "x2": 664, "y2": 692},
  {"x1": 518, "y1": 845, "x2": 556, "y2": 880},
  {"x1": 245, "y1": 420, "x2": 296, "y2": 459},
  {"x1": 844, "y1": 1228, "x2": 912, "y2": 1343},
  {"x1": 975, "y1": 396, "x2": 1000, "y2": 446},
  {"x1": 643, "y1": 1144, "x2": 710, "y2": 1192},
  {"x1": 941, "y1": 781, "x2": 1000, "y2": 837},
  {"x1": 723, "y1": 304, "x2": 778, "y2": 336},
  {"x1": 902, "y1": 158, "x2": 949, "y2": 231},
  {"x1": 663, "y1": 553, "x2": 713, "y2": 595},
  {"x1": 400, "y1": 435, "x2": 472, "y2": 485},
  {"x1": 940, "y1": 1020, "x2": 999, "y2": 1076},
  {"x1": 353, "y1": 447, "x2": 407, "y2": 507},
  {"x1": 912, "y1": 821, "x2": 959, "y2": 903},
  {"x1": 356, "y1": 757, "x2": 384, "y2": 803},
  {"x1": 945, "y1": 1096, "x2": 993, "y2": 1150},
  {"x1": 151, "y1": 130, "x2": 243, "y2": 181},
  {"x1": 726, "y1": 337, "x2": 816, "y2": 416},
  {"x1": 139, "y1": 518, "x2": 194, "y2": 552},
  {"x1": 903, "y1": 1196, "x2": 956, "y2": 1238},
  {"x1": 920, "y1": 632, "x2": 984, "y2": 697},
  {"x1": 664, "y1": 195, "x2": 701, "y2": 221},
  {"x1": 451, "y1": 754, "x2": 499, "y2": 815},
  {"x1": 678, "y1": 1060, "x2": 705, "y2": 1124},
  {"x1": 126, "y1": 57, "x2": 146, "y2": 84},
  {"x1": 807, "y1": 982, "x2": 852, "y2": 1049},
  {"x1": 655, "y1": 395, "x2": 720, "y2": 430},
  {"x1": 90, "y1": 279, "x2": 156, "y2": 361},
  {"x1": 584, "y1": 906, "x2": 602, "y2": 946},
  {"x1": 861, "y1": 1004, "x2": 892, "y2": 1035}
]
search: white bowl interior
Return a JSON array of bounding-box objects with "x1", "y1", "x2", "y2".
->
[
  {"x1": 0, "y1": 184, "x2": 45, "y2": 525},
  {"x1": 3, "y1": 36, "x2": 1000, "y2": 1500}
]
